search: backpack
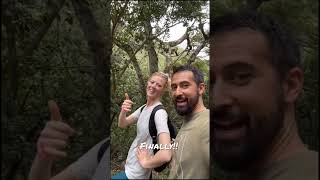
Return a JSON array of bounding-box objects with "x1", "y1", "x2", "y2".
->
[
  {"x1": 97, "y1": 138, "x2": 110, "y2": 163},
  {"x1": 140, "y1": 104, "x2": 177, "y2": 172}
]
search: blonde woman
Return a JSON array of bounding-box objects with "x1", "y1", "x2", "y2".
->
[{"x1": 112, "y1": 72, "x2": 172, "y2": 179}]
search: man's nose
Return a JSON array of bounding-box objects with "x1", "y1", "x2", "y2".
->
[
  {"x1": 174, "y1": 86, "x2": 183, "y2": 96},
  {"x1": 211, "y1": 80, "x2": 233, "y2": 107}
]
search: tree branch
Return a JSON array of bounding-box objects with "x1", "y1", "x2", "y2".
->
[
  {"x1": 245, "y1": 0, "x2": 271, "y2": 11},
  {"x1": 114, "y1": 40, "x2": 146, "y2": 98},
  {"x1": 72, "y1": 0, "x2": 111, "y2": 138},
  {"x1": 111, "y1": 0, "x2": 129, "y2": 41},
  {"x1": 187, "y1": 39, "x2": 208, "y2": 65},
  {"x1": 168, "y1": 30, "x2": 189, "y2": 47},
  {"x1": 199, "y1": 22, "x2": 209, "y2": 40},
  {"x1": 154, "y1": 20, "x2": 185, "y2": 38},
  {"x1": 23, "y1": 0, "x2": 67, "y2": 58}
]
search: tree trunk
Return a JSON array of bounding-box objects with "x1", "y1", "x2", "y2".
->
[
  {"x1": 72, "y1": 0, "x2": 111, "y2": 137},
  {"x1": 3, "y1": 5, "x2": 18, "y2": 121},
  {"x1": 114, "y1": 41, "x2": 147, "y2": 98},
  {"x1": 131, "y1": 56, "x2": 147, "y2": 99},
  {"x1": 2, "y1": 3, "x2": 19, "y2": 180},
  {"x1": 2, "y1": 0, "x2": 66, "y2": 127},
  {"x1": 145, "y1": 21, "x2": 158, "y2": 75},
  {"x1": 3, "y1": 0, "x2": 66, "y2": 178},
  {"x1": 147, "y1": 41, "x2": 158, "y2": 75}
]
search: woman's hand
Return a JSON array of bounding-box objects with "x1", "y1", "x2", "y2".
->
[
  {"x1": 121, "y1": 93, "x2": 134, "y2": 113},
  {"x1": 136, "y1": 147, "x2": 152, "y2": 169},
  {"x1": 37, "y1": 100, "x2": 75, "y2": 162}
]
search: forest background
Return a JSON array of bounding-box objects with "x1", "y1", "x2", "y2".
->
[{"x1": 1, "y1": 0, "x2": 318, "y2": 180}]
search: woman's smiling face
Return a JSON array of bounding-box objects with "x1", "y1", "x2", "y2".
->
[{"x1": 146, "y1": 75, "x2": 167, "y2": 99}]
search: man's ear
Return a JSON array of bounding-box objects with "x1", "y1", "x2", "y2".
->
[
  {"x1": 198, "y1": 83, "x2": 206, "y2": 95},
  {"x1": 283, "y1": 67, "x2": 304, "y2": 103}
]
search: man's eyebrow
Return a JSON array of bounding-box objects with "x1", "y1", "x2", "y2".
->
[
  {"x1": 223, "y1": 62, "x2": 255, "y2": 72},
  {"x1": 171, "y1": 81, "x2": 190, "y2": 85},
  {"x1": 178, "y1": 81, "x2": 190, "y2": 84}
]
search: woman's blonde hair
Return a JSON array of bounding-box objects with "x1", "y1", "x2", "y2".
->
[{"x1": 149, "y1": 72, "x2": 171, "y2": 89}]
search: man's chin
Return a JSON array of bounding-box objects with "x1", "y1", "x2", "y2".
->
[
  {"x1": 214, "y1": 155, "x2": 248, "y2": 172},
  {"x1": 213, "y1": 142, "x2": 256, "y2": 172},
  {"x1": 176, "y1": 109, "x2": 188, "y2": 116},
  {"x1": 174, "y1": 105, "x2": 187, "y2": 115}
]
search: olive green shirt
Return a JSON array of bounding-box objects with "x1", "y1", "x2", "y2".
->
[
  {"x1": 246, "y1": 149, "x2": 318, "y2": 180},
  {"x1": 169, "y1": 109, "x2": 210, "y2": 179},
  {"x1": 214, "y1": 149, "x2": 319, "y2": 180}
]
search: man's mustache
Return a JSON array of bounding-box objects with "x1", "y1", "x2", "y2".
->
[
  {"x1": 174, "y1": 95, "x2": 186, "y2": 101},
  {"x1": 212, "y1": 105, "x2": 249, "y2": 126}
]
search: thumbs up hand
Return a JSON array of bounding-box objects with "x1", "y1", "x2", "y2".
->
[
  {"x1": 36, "y1": 100, "x2": 75, "y2": 162},
  {"x1": 125, "y1": 93, "x2": 130, "y2": 100},
  {"x1": 121, "y1": 93, "x2": 134, "y2": 113}
]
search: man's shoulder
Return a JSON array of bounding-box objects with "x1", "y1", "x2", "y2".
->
[
  {"x1": 196, "y1": 109, "x2": 210, "y2": 130},
  {"x1": 191, "y1": 109, "x2": 209, "y2": 123},
  {"x1": 260, "y1": 149, "x2": 318, "y2": 180},
  {"x1": 286, "y1": 149, "x2": 318, "y2": 170},
  {"x1": 188, "y1": 109, "x2": 210, "y2": 140}
]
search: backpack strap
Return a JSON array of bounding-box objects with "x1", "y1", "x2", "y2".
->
[
  {"x1": 97, "y1": 138, "x2": 110, "y2": 163},
  {"x1": 148, "y1": 104, "x2": 177, "y2": 172},
  {"x1": 148, "y1": 104, "x2": 165, "y2": 146},
  {"x1": 140, "y1": 104, "x2": 146, "y2": 113}
]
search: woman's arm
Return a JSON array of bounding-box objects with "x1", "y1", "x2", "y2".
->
[
  {"x1": 118, "y1": 93, "x2": 137, "y2": 128},
  {"x1": 118, "y1": 110, "x2": 137, "y2": 128},
  {"x1": 28, "y1": 101, "x2": 76, "y2": 180},
  {"x1": 137, "y1": 132, "x2": 172, "y2": 168}
]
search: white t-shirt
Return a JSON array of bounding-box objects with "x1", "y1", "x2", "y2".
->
[
  {"x1": 125, "y1": 102, "x2": 170, "y2": 179},
  {"x1": 66, "y1": 138, "x2": 110, "y2": 180}
]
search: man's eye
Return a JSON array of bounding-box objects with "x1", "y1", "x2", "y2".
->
[
  {"x1": 171, "y1": 85, "x2": 177, "y2": 90},
  {"x1": 181, "y1": 83, "x2": 189, "y2": 88},
  {"x1": 228, "y1": 72, "x2": 253, "y2": 85}
]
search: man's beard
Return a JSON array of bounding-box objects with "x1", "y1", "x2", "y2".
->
[
  {"x1": 212, "y1": 93, "x2": 285, "y2": 172},
  {"x1": 173, "y1": 93, "x2": 199, "y2": 116}
]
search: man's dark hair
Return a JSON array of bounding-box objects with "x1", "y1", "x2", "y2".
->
[
  {"x1": 211, "y1": 11, "x2": 301, "y2": 79},
  {"x1": 172, "y1": 65, "x2": 204, "y2": 85}
]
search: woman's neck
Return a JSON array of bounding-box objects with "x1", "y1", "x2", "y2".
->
[{"x1": 146, "y1": 97, "x2": 160, "y2": 107}]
